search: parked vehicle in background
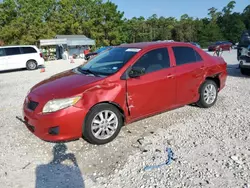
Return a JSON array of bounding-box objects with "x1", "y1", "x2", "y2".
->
[
  {"x1": 232, "y1": 42, "x2": 239, "y2": 49},
  {"x1": 189, "y1": 42, "x2": 201, "y2": 48},
  {"x1": 238, "y1": 47, "x2": 250, "y2": 75},
  {"x1": 208, "y1": 41, "x2": 232, "y2": 51},
  {"x1": 23, "y1": 42, "x2": 227, "y2": 145},
  {"x1": 238, "y1": 30, "x2": 250, "y2": 75},
  {"x1": 0, "y1": 45, "x2": 44, "y2": 71},
  {"x1": 85, "y1": 46, "x2": 113, "y2": 60},
  {"x1": 237, "y1": 30, "x2": 250, "y2": 61}
]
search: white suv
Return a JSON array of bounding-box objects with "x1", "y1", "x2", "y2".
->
[{"x1": 0, "y1": 45, "x2": 44, "y2": 71}]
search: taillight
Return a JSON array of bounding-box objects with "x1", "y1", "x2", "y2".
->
[{"x1": 39, "y1": 53, "x2": 43, "y2": 58}]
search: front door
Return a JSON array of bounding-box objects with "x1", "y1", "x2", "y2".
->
[
  {"x1": 171, "y1": 46, "x2": 205, "y2": 105},
  {"x1": 126, "y1": 47, "x2": 176, "y2": 120}
]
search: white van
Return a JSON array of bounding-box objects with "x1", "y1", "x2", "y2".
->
[{"x1": 0, "y1": 45, "x2": 44, "y2": 71}]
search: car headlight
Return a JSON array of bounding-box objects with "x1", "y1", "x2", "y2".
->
[{"x1": 42, "y1": 96, "x2": 81, "y2": 113}]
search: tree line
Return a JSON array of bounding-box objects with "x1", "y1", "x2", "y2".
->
[{"x1": 0, "y1": 0, "x2": 249, "y2": 48}]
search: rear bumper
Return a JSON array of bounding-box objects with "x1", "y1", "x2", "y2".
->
[
  {"x1": 37, "y1": 58, "x2": 45, "y2": 66},
  {"x1": 219, "y1": 69, "x2": 227, "y2": 91},
  {"x1": 239, "y1": 59, "x2": 250, "y2": 69}
]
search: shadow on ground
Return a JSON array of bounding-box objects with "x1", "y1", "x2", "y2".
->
[
  {"x1": 35, "y1": 143, "x2": 85, "y2": 188},
  {"x1": 0, "y1": 65, "x2": 45, "y2": 74},
  {"x1": 227, "y1": 64, "x2": 250, "y2": 78}
]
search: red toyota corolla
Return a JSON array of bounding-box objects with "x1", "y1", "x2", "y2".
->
[{"x1": 23, "y1": 42, "x2": 227, "y2": 145}]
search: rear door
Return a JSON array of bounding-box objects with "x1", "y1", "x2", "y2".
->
[
  {"x1": 171, "y1": 46, "x2": 205, "y2": 105},
  {"x1": 5, "y1": 47, "x2": 24, "y2": 69},
  {"x1": 0, "y1": 48, "x2": 7, "y2": 71},
  {"x1": 21, "y1": 46, "x2": 39, "y2": 63},
  {"x1": 126, "y1": 47, "x2": 176, "y2": 120}
]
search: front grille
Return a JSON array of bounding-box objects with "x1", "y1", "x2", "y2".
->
[{"x1": 27, "y1": 101, "x2": 39, "y2": 111}]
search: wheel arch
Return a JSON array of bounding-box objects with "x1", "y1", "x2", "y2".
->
[
  {"x1": 93, "y1": 101, "x2": 125, "y2": 121},
  {"x1": 206, "y1": 75, "x2": 221, "y2": 89},
  {"x1": 26, "y1": 59, "x2": 37, "y2": 64},
  {"x1": 200, "y1": 74, "x2": 221, "y2": 93}
]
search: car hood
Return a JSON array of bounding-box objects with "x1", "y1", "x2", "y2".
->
[{"x1": 30, "y1": 69, "x2": 104, "y2": 98}]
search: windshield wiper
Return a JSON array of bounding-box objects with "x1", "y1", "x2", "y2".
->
[{"x1": 77, "y1": 67, "x2": 99, "y2": 77}]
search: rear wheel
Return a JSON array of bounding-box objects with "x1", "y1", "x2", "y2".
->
[
  {"x1": 83, "y1": 103, "x2": 123, "y2": 145},
  {"x1": 197, "y1": 80, "x2": 218, "y2": 108},
  {"x1": 26, "y1": 60, "x2": 37, "y2": 70}
]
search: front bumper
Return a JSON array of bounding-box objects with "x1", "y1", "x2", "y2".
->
[{"x1": 22, "y1": 94, "x2": 87, "y2": 142}]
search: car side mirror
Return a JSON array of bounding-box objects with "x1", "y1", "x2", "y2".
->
[{"x1": 129, "y1": 67, "x2": 146, "y2": 78}]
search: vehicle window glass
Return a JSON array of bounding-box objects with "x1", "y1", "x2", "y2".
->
[
  {"x1": 21, "y1": 47, "x2": 37, "y2": 54},
  {"x1": 78, "y1": 47, "x2": 140, "y2": 76},
  {"x1": 194, "y1": 50, "x2": 203, "y2": 61},
  {"x1": 133, "y1": 48, "x2": 170, "y2": 74},
  {"x1": 173, "y1": 46, "x2": 201, "y2": 65},
  {"x1": 0, "y1": 49, "x2": 5, "y2": 57},
  {"x1": 5, "y1": 47, "x2": 21, "y2": 56}
]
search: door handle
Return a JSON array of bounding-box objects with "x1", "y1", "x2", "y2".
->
[
  {"x1": 200, "y1": 66, "x2": 205, "y2": 70},
  {"x1": 166, "y1": 74, "x2": 174, "y2": 79}
]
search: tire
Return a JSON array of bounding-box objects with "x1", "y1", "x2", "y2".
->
[
  {"x1": 26, "y1": 60, "x2": 38, "y2": 70},
  {"x1": 83, "y1": 103, "x2": 123, "y2": 145},
  {"x1": 240, "y1": 68, "x2": 249, "y2": 75},
  {"x1": 197, "y1": 80, "x2": 218, "y2": 108}
]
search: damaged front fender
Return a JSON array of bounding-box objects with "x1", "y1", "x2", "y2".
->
[{"x1": 74, "y1": 79, "x2": 130, "y2": 121}]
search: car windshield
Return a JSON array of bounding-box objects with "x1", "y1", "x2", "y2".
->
[
  {"x1": 77, "y1": 47, "x2": 140, "y2": 76},
  {"x1": 95, "y1": 47, "x2": 110, "y2": 53},
  {"x1": 215, "y1": 42, "x2": 222, "y2": 45}
]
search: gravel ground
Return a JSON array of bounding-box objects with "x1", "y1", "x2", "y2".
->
[{"x1": 0, "y1": 50, "x2": 250, "y2": 188}]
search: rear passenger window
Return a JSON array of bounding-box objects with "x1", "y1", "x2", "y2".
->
[
  {"x1": 0, "y1": 49, "x2": 5, "y2": 57},
  {"x1": 21, "y1": 47, "x2": 37, "y2": 54},
  {"x1": 195, "y1": 50, "x2": 202, "y2": 61},
  {"x1": 173, "y1": 46, "x2": 203, "y2": 66},
  {"x1": 5, "y1": 47, "x2": 21, "y2": 56}
]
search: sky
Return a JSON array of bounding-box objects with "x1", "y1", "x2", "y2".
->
[{"x1": 110, "y1": 0, "x2": 249, "y2": 19}]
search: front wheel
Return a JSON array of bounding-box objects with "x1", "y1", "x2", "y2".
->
[
  {"x1": 197, "y1": 80, "x2": 218, "y2": 108},
  {"x1": 83, "y1": 104, "x2": 123, "y2": 145}
]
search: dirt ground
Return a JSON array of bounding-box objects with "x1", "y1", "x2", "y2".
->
[{"x1": 0, "y1": 50, "x2": 250, "y2": 188}]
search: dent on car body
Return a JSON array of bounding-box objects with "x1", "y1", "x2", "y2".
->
[{"x1": 75, "y1": 79, "x2": 128, "y2": 117}]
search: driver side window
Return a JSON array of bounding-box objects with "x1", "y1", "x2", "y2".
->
[{"x1": 133, "y1": 48, "x2": 170, "y2": 74}]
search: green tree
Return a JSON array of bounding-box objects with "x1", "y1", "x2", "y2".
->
[
  {"x1": 218, "y1": 1, "x2": 245, "y2": 43},
  {"x1": 242, "y1": 5, "x2": 250, "y2": 30},
  {"x1": 0, "y1": 0, "x2": 248, "y2": 47}
]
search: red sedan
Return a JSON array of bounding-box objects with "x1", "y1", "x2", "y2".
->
[
  {"x1": 208, "y1": 41, "x2": 232, "y2": 51},
  {"x1": 23, "y1": 42, "x2": 227, "y2": 145}
]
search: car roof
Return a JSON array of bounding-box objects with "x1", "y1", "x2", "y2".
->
[
  {"x1": 119, "y1": 41, "x2": 191, "y2": 49},
  {"x1": 0, "y1": 45, "x2": 37, "y2": 48}
]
